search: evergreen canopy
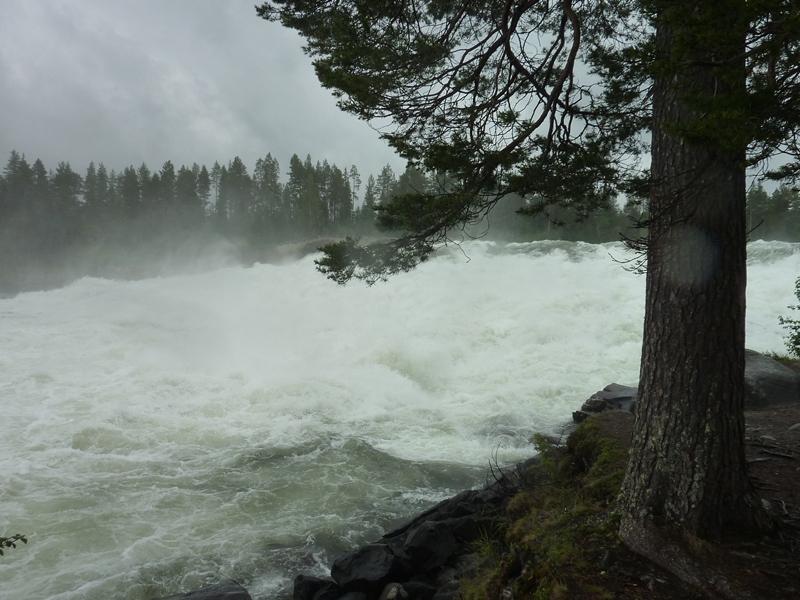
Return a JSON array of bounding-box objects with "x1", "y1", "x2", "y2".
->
[
  {"x1": 261, "y1": 1, "x2": 800, "y2": 587},
  {"x1": 259, "y1": 0, "x2": 800, "y2": 283}
]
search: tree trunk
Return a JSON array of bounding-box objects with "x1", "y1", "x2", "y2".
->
[{"x1": 617, "y1": 2, "x2": 772, "y2": 539}]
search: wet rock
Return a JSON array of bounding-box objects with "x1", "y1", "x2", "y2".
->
[
  {"x1": 378, "y1": 582, "x2": 408, "y2": 600},
  {"x1": 291, "y1": 474, "x2": 512, "y2": 600},
  {"x1": 314, "y1": 587, "x2": 344, "y2": 600},
  {"x1": 403, "y1": 521, "x2": 457, "y2": 571},
  {"x1": 331, "y1": 544, "x2": 411, "y2": 594},
  {"x1": 574, "y1": 350, "x2": 800, "y2": 423},
  {"x1": 152, "y1": 580, "x2": 251, "y2": 600},
  {"x1": 430, "y1": 579, "x2": 461, "y2": 600},
  {"x1": 573, "y1": 383, "x2": 637, "y2": 422},
  {"x1": 401, "y1": 582, "x2": 437, "y2": 600},
  {"x1": 744, "y1": 349, "x2": 800, "y2": 408},
  {"x1": 293, "y1": 575, "x2": 336, "y2": 600},
  {"x1": 338, "y1": 594, "x2": 367, "y2": 600}
]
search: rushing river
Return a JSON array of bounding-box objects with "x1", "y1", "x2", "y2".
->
[{"x1": 1, "y1": 240, "x2": 797, "y2": 600}]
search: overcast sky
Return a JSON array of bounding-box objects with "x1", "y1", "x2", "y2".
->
[{"x1": 0, "y1": 1, "x2": 406, "y2": 186}]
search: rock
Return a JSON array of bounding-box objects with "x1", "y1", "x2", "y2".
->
[
  {"x1": 574, "y1": 350, "x2": 800, "y2": 423},
  {"x1": 292, "y1": 575, "x2": 336, "y2": 600},
  {"x1": 403, "y1": 521, "x2": 457, "y2": 570},
  {"x1": 431, "y1": 580, "x2": 461, "y2": 600},
  {"x1": 401, "y1": 582, "x2": 437, "y2": 600},
  {"x1": 313, "y1": 587, "x2": 343, "y2": 600},
  {"x1": 338, "y1": 594, "x2": 367, "y2": 600},
  {"x1": 152, "y1": 580, "x2": 251, "y2": 600},
  {"x1": 573, "y1": 383, "x2": 637, "y2": 422},
  {"x1": 441, "y1": 515, "x2": 500, "y2": 545},
  {"x1": 293, "y1": 575, "x2": 336, "y2": 600},
  {"x1": 378, "y1": 582, "x2": 408, "y2": 600},
  {"x1": 789, "y1": 423, "x2": 800, "y2": 431},
  {"x1": 382, "y1": 488, "x2": 505, "y2": 541},
  {"x1": 744, "y1": 349, "x2": 800, "y2": 408},
  {"x1": 331, "y1": 543, "x2": 411, "y2": 593}
]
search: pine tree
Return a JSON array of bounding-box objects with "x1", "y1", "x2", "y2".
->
[
  {"x1": 119, "y1": 166, "x2": 141, "y2": 219},
  {"x1": 329, "y1": 164, "x2": 353, "y2": 228},
  {"x1": 158, "y1": 161, "x2": 177, "y2": 211},
  {"x1": 138, "y1": 164, "x2": 157, "y2": 213},
  {"x1": 284, "y1": 154, "x2": 305, "y2": 234},
  {"x1": 176, "y1": 165, "x2": 200, "y2": 216},
  {"x1": 210, "y1": 161, "x2": 222, "y2": 213},
  {"x1": 96, "y1": 163, "x2": 110, "y2": 215},
  {"x1": 1, "y1": 151, "x2": 33, "y2": 217},
  {"x1": 374, "y1": 164, "x2": 396, "y2": 206},
  {"x1": 349, "y1": 165, "x2": 361, "y2": 208},
  {"x1": 83, "y1": 162, "x2": 100, "y2": 214},
  {"x1": 197, "y1": 165, "x2": 211, "y2": 214},
  {"x1": 223, "y1": 156, "x2": 253, "y2": 228},
  {"x1": 260, "y1": 1, "x2": 800, "y2": 577},
  {"x1": 253, "y1": 153, "x2": 283, "y2": 239}
]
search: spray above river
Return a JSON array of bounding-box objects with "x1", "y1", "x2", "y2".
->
[{"x1": 0, "y1": 240, "x2": 796, "y2": 599}]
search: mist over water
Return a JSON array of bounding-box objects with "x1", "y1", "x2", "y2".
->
[{"x1": 1, "y1": 240, "x2": 797, "y2": 600}]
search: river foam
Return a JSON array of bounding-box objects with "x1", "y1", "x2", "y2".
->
[{"x1": 1, "y1": 240, "x2": 797, "y2": 599}]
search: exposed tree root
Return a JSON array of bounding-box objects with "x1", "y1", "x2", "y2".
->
[{"x1": 619, "y1": 518, "x2": 755, "y2": 600}]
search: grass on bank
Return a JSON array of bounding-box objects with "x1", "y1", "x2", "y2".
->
[
  {"x1": 462, "y1": 415, "x2": 629, "y2": 600},
  {"x1": 461, "y1": 403, "x2": 800, "y2": 600}
]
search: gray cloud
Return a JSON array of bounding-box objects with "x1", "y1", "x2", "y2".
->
[{"x1": 0, "y1": 0, "x2": 404, "y2": 183}]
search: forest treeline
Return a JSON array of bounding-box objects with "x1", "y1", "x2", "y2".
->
[{"x1": 0, "y1": 149, "x2": 797, "y2": 293}]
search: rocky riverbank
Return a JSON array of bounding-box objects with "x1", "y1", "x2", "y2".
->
[{"x1": 154, "y1": 350, "x2": 800, "y2": 600}]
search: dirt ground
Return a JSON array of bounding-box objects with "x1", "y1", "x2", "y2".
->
[{"x1": 591, "y1": 404, "x2": 800, "y2": 599}]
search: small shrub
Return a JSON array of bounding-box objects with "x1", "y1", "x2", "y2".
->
[{"x1": 779, "y1": 277, "x2": 800, "y2": 358}]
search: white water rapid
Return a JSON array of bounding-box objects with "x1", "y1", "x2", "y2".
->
[{"x1": 1, "y1": 240, "x2": 798, "y2": 600}]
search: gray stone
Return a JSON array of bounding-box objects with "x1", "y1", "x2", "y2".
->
[
  {"x1": 744, "y1": 349, "x2": 800, "y2": 408},
  {"x1": 331, "y1": 543, "x2": 410, "y2": 593},
  {"x1": 402, "y1": 582, "x2": 437, "y2": 600},
  {"x1": 378, "y1": 582, "x2": 409, "y2": 600},
  {"x1": 293, "y1": 575, "x2": 335, "y2": 600},
  {"x1": 431, "y1": 580, "x2": 461, "y2": 600},
  {"x1": 152, "y1": 580, "x2": 251, "y2": 600},
  {"x1": 574, "y1": 350, "x2": 800, "y2": 422},
  {"x1": 440, "y1": 515, "x2": 500, "y2": 545},
  {"x1": 338, "y1": 594, "x2": 367, "y2": 600},
  {"x1": 292, "y1": 575, "x2": 336, "y2": 600},
  {"x1": 574, "y1": 383, "x2": 637, "y2": 422},
  {"x1": 403, "y1": 521, "x2": 457, "y2": 571}
]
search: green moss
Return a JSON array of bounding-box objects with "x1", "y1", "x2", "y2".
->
[{"x1": 462, "y1": 416, "x2": 628, "y2": 599}]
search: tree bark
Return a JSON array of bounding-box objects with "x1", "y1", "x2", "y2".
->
[{"x1": 617, "y1": 2, "x2": 773, "y2": 539}]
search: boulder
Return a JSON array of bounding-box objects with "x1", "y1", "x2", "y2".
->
[
  {"x1": 401, "y1": 582, "x2": 437, "y2": 600},
  {"x1": 744, "y1": 349, "x2": 800, "y2": 408},
  {"x1": 573, "y1": 383, "x2": 637, "y2": 422},
  {"x1": 382, "y1": 487, "x2": 506, "y2": 542},
  {"x1": 573, "y1": 350, "x2": 800, "y2": 423},
  {"x1": 152, "y1": 580, "x2": 251, "y2": 600},
  {"x1": 290, "y1": 477, "x2": 511, "y2": 600},
  {"x1": 331, "y1": 543, "x2": 411, "y2": 594},
  {"x1": 403, "y1": 521, "x2": 457, "y2": 570},
  {"x1": 430, "y1": 580, "x2": 461, "y2": 600},
  {"x1": 292, "y1": 575, "x2": 337, "y2": 600},
  {"x1": 338, "y1": 594, "x2": 367, "y2": 600},
  {"x1": 378, "y1": 582, "x2": 408, "y2": 600},
  {"x1": 440, "y1": 515, "x2": 500, "y2": 545}
]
